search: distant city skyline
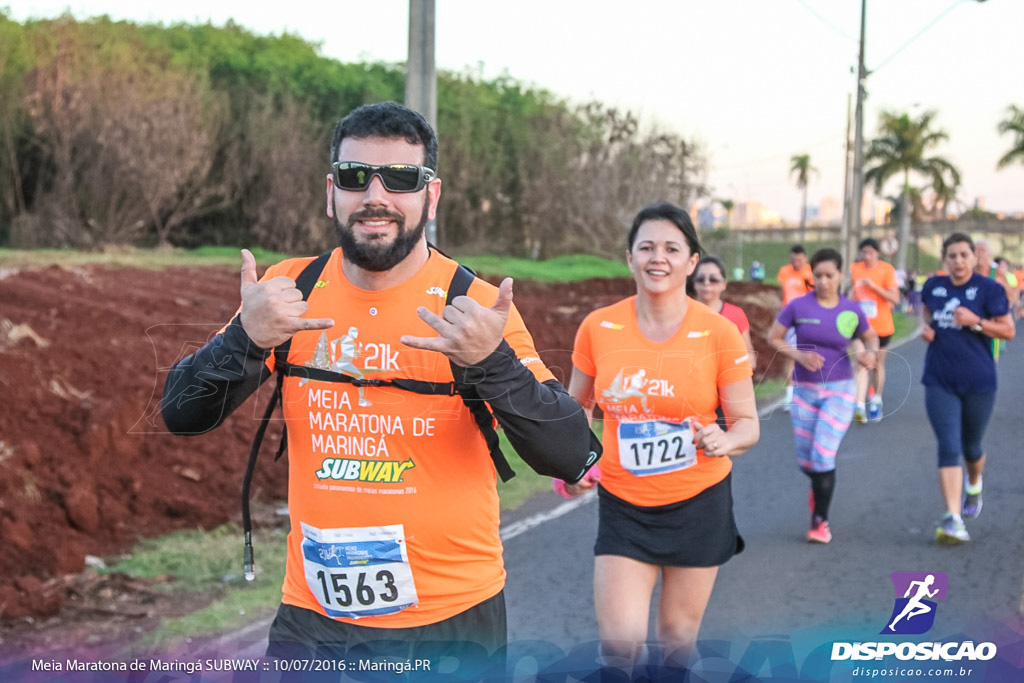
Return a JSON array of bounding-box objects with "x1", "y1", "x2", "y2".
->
[
  {"x1": 690, "y1": 194, "x2": 896, "y2": 231},
  {"x1": 7, "y1": 1, "x2": 1024, "y2": 222}
]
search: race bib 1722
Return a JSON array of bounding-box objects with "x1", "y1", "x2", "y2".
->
[{"x1": 617, "y1": 420, "x2": 697, "y2": 477}]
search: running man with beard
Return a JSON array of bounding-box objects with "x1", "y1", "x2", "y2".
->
[{"x1": 161, "y1": 102, "x2": 598, "y2": 675}]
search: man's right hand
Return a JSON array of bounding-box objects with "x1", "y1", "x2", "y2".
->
[{"x1": 238, "y1": 249, "x2": 334, "y2": 349}]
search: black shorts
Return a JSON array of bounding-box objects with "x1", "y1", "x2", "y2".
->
[
  {"x1": 266, "y1": 591, "x2": 506, "y2": 679},
  {"x1": 878, "y1": 334, "x2": 893, "y2": 348},
  {"x1": 594, "y1": 473, "x2": 744, "y2": 567}
]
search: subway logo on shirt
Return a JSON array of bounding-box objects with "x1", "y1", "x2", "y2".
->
[{"x1": 315, "y1": 457, "x2": 416, "y2": 483}]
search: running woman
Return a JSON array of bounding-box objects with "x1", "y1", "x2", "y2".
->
[
  {"x1": 920, "y1": 233, "x2": 1014, "y2": 544},
  {"x1": 559, "y1": 202, "x2": 759, "y2": 671},
  {"x1": 694, "y1": 255, "x2": 757, "y2": 369},
  {"x1": 768, "y1": 248, "x2": 878, "y2": 544}
]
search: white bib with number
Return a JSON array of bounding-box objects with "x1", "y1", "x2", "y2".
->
[
  {"x1": 859, "y1": 300, "x2": 878, "y2": 319},
  {"x1": 300, "y1": 522, "x2": 418, "y2": 619},
  {"x1": 618, "y1": 420, "x2": 697, "y2": 477}
]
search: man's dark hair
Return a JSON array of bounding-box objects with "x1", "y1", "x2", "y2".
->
[
  {"x1": 942, "y1": 232, "x2": 974, "y2": 258},
  {"x1": 810, "y1": 247, "x2": 843, "y2": 271},
  {"x1": 330, "y1": 101, "x2": 439, "y2": 170},
  {"x1": 858, "y1": 237, "x2": 881, "y2": 252},
  {"x1": 790, "y1": 244, "x2": 806, "y2": 255}
]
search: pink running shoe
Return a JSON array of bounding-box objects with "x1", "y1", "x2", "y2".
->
[{"x1": 807, "y1": 519, "x2": 832, "y2": 544}]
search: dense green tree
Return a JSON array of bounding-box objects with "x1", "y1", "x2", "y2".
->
[
  {"x1": 0, "y1": 15, "x2": 706, "y2": 256},
  {"x1": 864, "y1": 110, "x2": 960, "y2": 271},
  {"x1": 0, "y1": 11, "x2": 30, "y2": 231}
]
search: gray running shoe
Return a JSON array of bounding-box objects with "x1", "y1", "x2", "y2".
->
[
  {"x1": 963, "y1": 490, "x2": 983, "y2": 519},
  {"x1": 935, "y1": 514, "x2": 970, "y2": 544}
]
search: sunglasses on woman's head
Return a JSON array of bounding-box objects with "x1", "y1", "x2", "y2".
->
[{"x1": 331, "y1": 162, "x2": 436, "y2": 193}]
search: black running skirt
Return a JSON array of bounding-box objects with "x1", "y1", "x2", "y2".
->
[{"x1": 595, "y1": 473, "x2": 744, "y2": 567}]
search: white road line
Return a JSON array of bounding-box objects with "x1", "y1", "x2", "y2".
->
[
  {"x1": 500, "y1": 489, "x2": 597, "y2": 541},
  {"x1": 500, "y1": 322, "x2": 928, "y2": 541}
]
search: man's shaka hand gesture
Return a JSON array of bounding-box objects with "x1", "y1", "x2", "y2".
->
[
  {"x1": 238, "y1": 249, "x2": 334, "y2": 350},
  {"x1": 402, "y1": 277, "x2": 514, "y2": 367}
]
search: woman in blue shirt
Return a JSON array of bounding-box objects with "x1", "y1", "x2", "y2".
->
[{"x1": 920, "y1": 233, "x2": 1015, "y2": 544}]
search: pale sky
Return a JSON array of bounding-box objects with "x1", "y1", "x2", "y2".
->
[{"x1": 7, "y1": 0, "x2": 1024, "y2": 221}]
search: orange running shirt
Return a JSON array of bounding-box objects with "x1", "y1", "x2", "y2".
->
[
  {"x1": 849, "y1": 260, "x2": 897, "y2": 336},
  {"x1": 572, "y1": 298, "x2": 752, "y2": 507},
  {"x1": 259, "y1": 248, "x2": 553, "y2": 628},
  {"x1": 777, "y1": 263, "x2": 814, "y2": 304}
]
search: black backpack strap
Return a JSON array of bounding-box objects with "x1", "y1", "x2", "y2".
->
[
  {"x1": 241, "y1": 371, "x2": 282, "y2": 580},
  {"x1": 241, "y1": 251, "x2": 332, "y2": 581},
  {"x1": 273, "y1": 251, "x2": 333, "y2": 379},
  {"x1": 447, "y1": 265, "x2": 516, "y2": 483},
  {"x1": 270, "y1": 251, "x2": 332, "y2": 462},
  {"x1": 277, "y1": 363, "x2": 457, "y2": 395}
]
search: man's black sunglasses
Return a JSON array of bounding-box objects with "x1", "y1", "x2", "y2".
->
[{"x1": 331, "y1": 162, "x2": 436, "y2": 193}]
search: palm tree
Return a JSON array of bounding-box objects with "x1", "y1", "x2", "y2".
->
[
  {"x1": 997, "y1": 104, "x2": 1024, "y2": 169},
  {"x1": 789, "y1": 154, "x2": 818, "y2": 243},
  {"x1": 885, "y1": 187, "x2": 925, "y2": 224},
  {"x1": 864, "y1": 110, "x2": 961, "y2": 271}
]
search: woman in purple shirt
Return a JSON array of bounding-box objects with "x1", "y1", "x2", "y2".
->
[{"x1": 768, "y1": 248, "x2": 879, "y2": 544}]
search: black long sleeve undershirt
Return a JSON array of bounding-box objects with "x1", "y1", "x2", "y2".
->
[
  {"x1": 162, "y1": 326, "x2": 600, "y2": 483},
  {"x1": 453, "y1": 340, "x2": 600, "y2": 483},
  {"x1": 161, "y1": 317, "x2": 271, "y2": 435}
]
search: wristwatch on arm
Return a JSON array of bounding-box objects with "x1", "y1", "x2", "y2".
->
[{"x1": 970, "y1": 321, "x2": 984, "y2": 334}]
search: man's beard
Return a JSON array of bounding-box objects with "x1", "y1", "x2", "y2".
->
[{"x1": 334, "y1": 201, "x2": 429, "y2": 272}]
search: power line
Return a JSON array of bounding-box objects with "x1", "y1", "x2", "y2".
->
[
  {"x1": 795, "y1": 0, "x2": 858, "y2": 43},
  {"x1": 871, "y1": 0, "x2": 964, "y2": 73}
]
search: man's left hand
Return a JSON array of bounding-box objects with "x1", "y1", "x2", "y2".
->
[{"x1": 401, "y1": 277, "x2": 513, "y2": 367}]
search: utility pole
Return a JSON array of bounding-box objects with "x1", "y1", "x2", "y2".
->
[
  {"x1": 405, "y1": 0, "x2": 438, "y2": 243},
  {"x1": 849, "y1": 0, "x2": 868, "y2": 273},
  {"x1": 840, "y1": 93, "x2": 853, "y2": 282}
]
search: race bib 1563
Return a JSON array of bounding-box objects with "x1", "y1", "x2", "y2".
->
[{"x1": 300, "y1": 522, "x2": 418, "y2": 619}]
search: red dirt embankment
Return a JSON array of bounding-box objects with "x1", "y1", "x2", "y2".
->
[{"x1": 0, "y1": 264, "x2": 783, "y2": 620}]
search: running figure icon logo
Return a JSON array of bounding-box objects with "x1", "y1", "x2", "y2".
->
[
  {"x1": 881, "y1": 571, "x2": 949, "y2": 635},
  {"x1": 601, "y1": 368, "x2": 650, "y2": 411}
]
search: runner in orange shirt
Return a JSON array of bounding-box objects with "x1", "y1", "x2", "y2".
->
[
  {"x1": 560, "y1": 202, "x2": 759, "y2": 671},
  {"x1": 161, "y1": 102, "x2": 598, "y2": 673},
  {"x1": 776, "y1": 245, "x2": 815, "y2": 408},
  {"x1": 849, "y1": 238, "x2": 900, "y2": 423}
]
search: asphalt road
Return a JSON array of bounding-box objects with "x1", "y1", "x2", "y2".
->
[
  {"x1": 180, "y1": 323, "x2": 1022, "y2": 681},
  {"x1": 501, "y1": 322, "x2": 1024, "y2": 676}
]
